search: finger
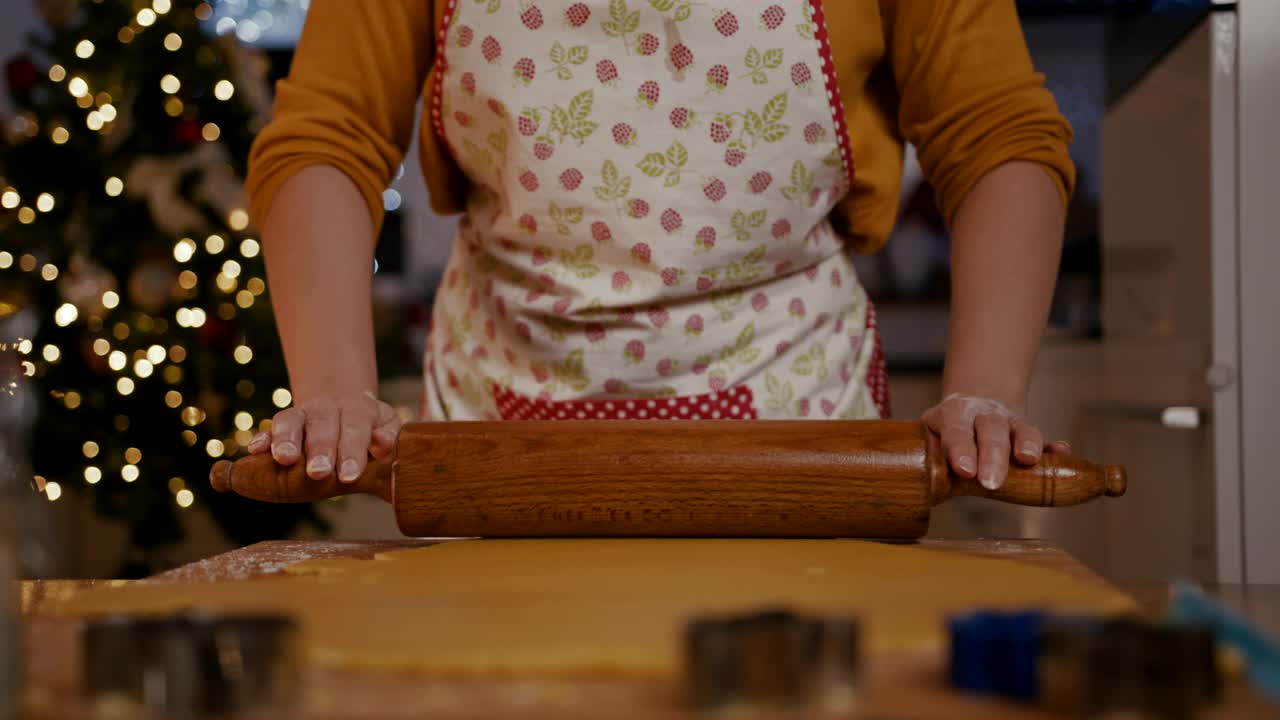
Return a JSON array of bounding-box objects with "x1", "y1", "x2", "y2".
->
[
  {"x1": 248, "y1": 431, "x2": 270, "y2": 454},
  {"x1": 303, "y1": 401, "x2": 340, "y2": 479},
  {"x1": 336, "y1": 402, "x2": 376, "y2": 484},
  {"x1": 369, "y1": 403, "x2": 401, "y2": 460},
  {"x1": 975, "y1": 414, "x2": 1012, "y2": 490},
  {"x1": 270, "y1": 408, "x2": 305, "y2": 465},
  {"x1": 1047, "y1": 440, "x2": 1072, "y2": 455},
  {"x1": 1010, "y1": 417, "x2": 1044, "y2": 466},
  {"x1": 940, "y1": 423, "x2": 979, "y2": 479}
]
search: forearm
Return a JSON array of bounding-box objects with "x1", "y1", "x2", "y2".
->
[
  {"x1": 943, "y1": 161, "x2": 1066, "y2": 413},
  {"x1": 262, "y1": 164, "x2": 378, "y2": 404}
]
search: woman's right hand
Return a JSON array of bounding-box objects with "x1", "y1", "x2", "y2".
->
[{"x1": 248, "y1": 390, "x2": 401, "y2": 483}]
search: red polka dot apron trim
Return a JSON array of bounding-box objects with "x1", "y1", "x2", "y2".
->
[
  {"x1": 493, "y1": 384, "x2": 758, "y2": 421},
  {"x1": 808, "y1": 0, "x2": 855, "y2": 188}
]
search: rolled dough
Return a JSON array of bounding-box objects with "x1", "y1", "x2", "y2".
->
[{"x1": 54, "y1": 540, "x2": 1134, "y2": 676}]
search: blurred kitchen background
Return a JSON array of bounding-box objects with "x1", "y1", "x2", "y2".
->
[{"x1": 1, "y1": 0, "x2": 1276, "y2": 584}]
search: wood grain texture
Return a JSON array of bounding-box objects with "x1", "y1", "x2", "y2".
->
[
  {"x1": 208, "y1": 420, "x2": 1126, "y2": 539},
  {"x1": 391, "y1": 421, "x2": 1125, "y2": 538}
]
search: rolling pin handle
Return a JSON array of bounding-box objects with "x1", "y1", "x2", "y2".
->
[
  {"x1": 1105, "y1": 465, "x2": 1127, "y2": 497},
  {"x1": 209, "y1": 460, "x2": 233, "y2": 494}
]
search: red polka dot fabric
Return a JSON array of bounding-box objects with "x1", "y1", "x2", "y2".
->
[
  {"x1": 866, "y1": 303, "x2": 891, "y2": 419},
  {"x1": 493, "y1": 385, "x2": 758, "y2": 421}
]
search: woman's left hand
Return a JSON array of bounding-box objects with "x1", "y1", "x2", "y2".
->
[{"x1": 922, "y1": 394, "x2": 1071, "y2": 490}]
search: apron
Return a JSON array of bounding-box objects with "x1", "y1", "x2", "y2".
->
[{"x1": 424, "y1": 0, "x2": 890, "y2": 421}]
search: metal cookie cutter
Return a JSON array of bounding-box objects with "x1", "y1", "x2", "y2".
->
[
  {"x1": 684, "y1": 608, "x2": 862, "y2": 717},
  {"x1": 82, "y1": 611, "x2": 300, "y2": 719}
]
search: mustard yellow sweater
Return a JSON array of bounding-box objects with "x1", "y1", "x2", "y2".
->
[{"x1": 246, "y1": 0, "x2": 1073, "y2": 254}]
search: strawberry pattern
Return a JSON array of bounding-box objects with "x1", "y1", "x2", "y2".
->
[{"x1": 425, "y1": 0, "x2": 885, "y2": 423}]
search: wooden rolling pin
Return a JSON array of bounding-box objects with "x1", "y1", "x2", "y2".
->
[{"x1": 210, "y1": 420, "x2": 1126, "y2": 539}]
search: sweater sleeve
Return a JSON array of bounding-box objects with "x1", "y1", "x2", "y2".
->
[
  {"x1": 882, "y1": 0, "x2": 1075, "y2": 225},
  {"x1": 244, "y1": 0, "x2": 434, "y2": 235}
]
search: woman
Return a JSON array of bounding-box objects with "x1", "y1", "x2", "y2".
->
[{"x1": 245, "y1": 0, "x2": 1074, "y2": 493}]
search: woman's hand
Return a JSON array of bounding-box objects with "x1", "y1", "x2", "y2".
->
[
  {"x1": 248, "y1": 390, "x2": 401, "y2": 483},
  {"x1": 922, "y1": 393, "x2": 1071, "y2": 490}
]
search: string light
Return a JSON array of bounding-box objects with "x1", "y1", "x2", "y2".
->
[
  {"x1": 168, "y1": 477, "x2": 185, "y2": 493},
  {"x1": 147, "y1": 345, "x2": 165, "y2": 364},
  {"x1": 113, "y1": 322, "x2": 129, "y2": 340},
  {"x1": 195, "y1": 3, "x2": 213, "y2": 20},
  {"x1": 125, "y1": 448, "x2": 142, "y2": 464},
  {"x1": 205, "y1": 439, "x2": 225, "y2": 457},
  {"x1": 216, "y1": 274, "x2": 236, "y2": 292},
  {"x1": 1, "y1": 189, "x2": 17, "y2": 208},
  {"x1": 85, "y1": 467, "x2": 101, "y2": 484},
  {"x1": 17, "y1": 207, "x2": 35, "y2": 224},
  {"x1": 137, "y1": 8, "x2": 158, "y2": 26},
  {"x1": 272, "y1": 388, "x2": 292, "y2": 408},
  {"x1": 83, "y1": 442, "x2": 99, "y2": 458},
  {"x1": 118, "y1": 27, "x2": 135, "y2": 44},
  {"x1": 42, "y1": 345, "x2": 60, "y2": 362},
  {"x1": 35, "y1": 193, "x2": 54, "y2": 212},
  {"x1": 153, "y1": 0, "x2": 172, "y2": 15},
  {"x1": 181, "y1": 430, "x2": 197, "y2": 446},
  {"x1": 228, "y1": 208, "x2": 248, "y2": 229},
  {"x1": 41, "y1": 264, "x2": 58, "y2": 281},
  {"x1": 178, "y1": 270, "x2": 197, "y2": 289},
  {"x1": 163, "y1": 365, "x2": 182, "y2": 383},
  {"x1": 160, "y1": 74, "x2": 180, "y2": 94},
  {"x1": 76, "y1": 40, "x2": 95, "y2": 58},
  {"x1": 0, "y1": 252, "x2": 11, "y2": 269},
  {"x1": 164, "y1": 97, "x2": 184, "y2": 116},
  {"x1": 64, "y1": 392, "x2": 81, "y2": 408},
  {"x1": 76, "y1": 94, "x2": 94, "y2": 109},
  {"x1": 165, "y1": 390, "x2": 182, "y2": 408},
  {"x1": 48, "y1": 65, "x2": 66, "y2": 82},
  {"x1": 93, "y1": 339, "x2": 110, "y2": 356},
  {"x1": 239, "y1": 239, "x2": 260, "y2": 257},
  {"x1": 205, "y1": 235, "x2": 225, "y2": 253},
  {"x1": 235, "y1": 290, "x2": 254, "y2": 308},
  {"x1": 181, "y1": 406, "x2": 206, "y2": 426},
  {"x1": 169, "y1": 346, "x2": 186, "y2": 363},
  {"x1": 67, "y1": 77, "x2": 88, "y2": 98},
  {"x1": 117, "y1": 377, "x2": 135, "y2": 395},
  {"x1": 234, "y1": 412, "x2": 253, "y2": 431},
  {"x1": 190, "y1": 308, "x2": 206, "y2": 327},
  {"x1": 176, "y1": 489, "x2": 194, "y2": 508},
  {"x1": 54, "y1": 303, "x2": 78, "y2": 326},
  {"x1": 247, "y1": 278, "x2": 265, "y2": 295},
  {"x1": 44, "y1": 481, "x2": 62, "y2": 501},
  {"x1": 235, "y1": 430, "x2": 253, "y2": 447},
  {"x1": 164, "y1": 33, "x2": 182, "y2": 51},
  {"x1": 214, "y1": 80, "x2": 235, "y2": 101},
  {"x1": 222, "y1": 259, "x2": 242, "y2": 278},
  {"x1": 21, "y1": 362, "x2": 35, "y2": 377},
  {"x1": 17, "y1": 339, "x2": 32, "y2": 354},
  {"x1": 134, "y1": 359, "x2": 154, "y2": 378},
  {"x1": 87, "y1": 112, "x2": 105, "y2": 131},
  {"x1": 218, "y1": 302, "x2": 236, "y2": 320},
  {"x1": 51, "y1": 127, "x2": 69, "y2": 144},
  {"x1": 104, "y1": 177, "x2": 124, "y2": 197},
  {"x1": 108, "y1": 351, "x2": 126, "y2": 371},
  {"x1": 202, "y1": 123, "x2": 221, "y2": 142},
  {"x1": 19, "y1": 255, "x2": 36, "y2": 272},
  {"x1": 234, "y1": 345, "x2": 253, "y2": 364},
  {"x1": 102, "y1": 290, "x2": 119, "y2": 309},
  {"x1": 122, "y1": 464, "x2": 139, "y2": 482},
  {"x1": 174, "y1": 238, "x2": 196, "y2": 262},
  {"x1": 99, "y1": 103, "x2": 117, "y2": 122}
]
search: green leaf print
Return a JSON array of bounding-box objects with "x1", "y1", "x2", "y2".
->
[
  {"x1": 550, "y1": 107, "x2": 570, "y2": 136},
  {"x1": 649, "y1": 0, "x2": 676, "y2": 10},
  {"x1": 730, "y1": 210, "x2": 766, "y2": 242},
  {"x1": 568, "y1": 121, "x2": 599, "y2": 141},
  {"x1": 715, "y1": 323, "x2": 759, "y2": 370},
  {"x1": 594, "y1": 160, "x2": 632, "y2": 203},
  {"x1": 745, "y1": 47, "x2": 762, "y2": 69},
  {"x1": 550, "y1": 43, "x2": 590, "y2": 80},
  {"x1": 765, "y1": 372, "x2": 795, "y2": 415},
  {"x1": 762, "y1": 93, "x2": 788, "y2": 125},
  {"x1": 568, "y1": 46, "x2": 589, "y2": 65},
  {"x1": 762, "y1": 49, "x2": 784, "y2": 69},
  {"x1": 744, "y1": 111, "x2": 763, "y2": 137},
  {"x1": 559, "y1": 244, "x2": 601, "y2": 279},
  {"x1": 549, "y1": 203, "x2": 584, "y2": 235},
  {"x1": 568, "y1": 90, "x2": 593, "y2": 121},
  {"x1": 637, "y1": 153, "x2": 667, "y2": 178},
  {"x1": 475, "y1": 0, "x2": 501, "y2": 14},
  {"x1": 551, "y1": 42, "x2": 567, "y2": 65},
  {"x1": 760, "y1": 124, "x2": 790, "y2": 143},
  {"x1": 723, "y1": 245, "x2": 767, "y2": 286},
  {"x1": 666, "y1": 141, "x2": 688, "y2": 168},
  {"x1": 796, "y1": 1, "x2": 816, "y2": 38},
  {"x1": 556, "y1": 349, "x2": 591, "y2": 392},
  {"x1": 823, "y1": 146, "x2": 843, "y2": 168},
  {"x1": 790, "y1": 344, "x2": 828, "y2": 380},
  {"x1": 674, "y1": 4, "x2": 692, "y2": 21},
  {"x1": 782, "y1": 160, "x2": 814, "y2": 203},
  {"x1": 747, "y1": 210, "x2": 767, "y2": 228},
  {"x1": 712, "y1": 289, "x2": 744, "y2": 322},
  {"x1": 663, "y1": 173, "x2": 681, "y2": 188}
]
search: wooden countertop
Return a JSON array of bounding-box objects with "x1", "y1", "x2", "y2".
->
[{"x1": 15, "y1": 538, "x2": 1280, "y2": 719}]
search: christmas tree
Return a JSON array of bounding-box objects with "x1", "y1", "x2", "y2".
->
[{"x1": 0, "y1": 0, "x2": 325, "y2": 575}]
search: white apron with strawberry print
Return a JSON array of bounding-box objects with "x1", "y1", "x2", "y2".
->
[{"x1": 423, "y1": 0, "x2": 890, "y2": 421}]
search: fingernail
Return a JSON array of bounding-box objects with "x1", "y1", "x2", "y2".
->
[
  {"x1": 249, "y1": 433, "x2": 269, "y2": 452},
  {"x1": 956, "y1": 456, "x2": 976, "y2": 475},
  {"x1": 1061, "y1": 442, "x2": 1073, "y2": 453},
  {"x1": 273, "y1": 442, "x2": 298, "y2": 461},
  {"x1": 339, "y1": 460, "x2": 359, "y2": 483},
  {"x1": 980, "y1": 471, "x2": 1002, "y2": 491},
  {"x1": 307, "y1": 455, "x2": 332, "y2": 476},
  {"x1": 1022, "y1": 441, "x2": 1039, "y2": 457},
  {"x1": 372, "y1": 429, "x2": 394, "y2": 446}
]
